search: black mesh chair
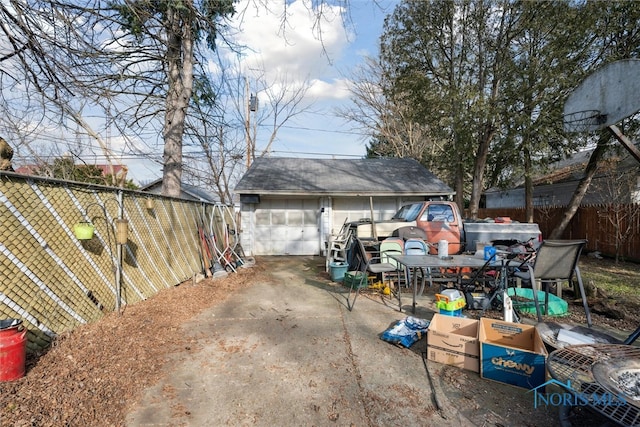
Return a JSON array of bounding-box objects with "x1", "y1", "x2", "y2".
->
[
  {"x1": 511, "y1": 239, "x2": 591, "y2": 326},
  {"x1": 346, "y1": 238, "x2": 402, "y2": 311}
]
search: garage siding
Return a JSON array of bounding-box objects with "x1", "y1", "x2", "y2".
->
[{"x1": 240, "y1": 196, "x2": 429, "y2": 256}]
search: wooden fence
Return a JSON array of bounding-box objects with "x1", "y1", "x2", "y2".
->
[{"x1": 476, "y1": 204, "x2": 640, "y2": 262}]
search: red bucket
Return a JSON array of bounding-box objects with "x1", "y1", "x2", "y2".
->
[{"x1": 0, "y1": 319, "x2": 27, "y2": 381}]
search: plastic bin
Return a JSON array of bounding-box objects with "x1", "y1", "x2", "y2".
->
[
  {"x1": 439, "y1": 289, "x2": 462, "y2": 301},
  {"x1": 438, "y1": 308, "x2": 463, "y2": 317},
  {"x1": 435, "y1": 291, "x2": 466, "y2": 316},
  {"x1": 343, "y1": 271, "x2": 368, "y2": 288},
  {"x1": 329, "y1": 262, "x2": 349, "y2": 282},
  {"x1": 435, "y1": 293, "x2": 466, "y2": 310}
]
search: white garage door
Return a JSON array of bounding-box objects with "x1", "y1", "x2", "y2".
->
[{"x1": 253, "y1": 199, "x2": 320, "y2": 255}]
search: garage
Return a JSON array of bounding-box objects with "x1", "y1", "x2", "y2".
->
[{"x1": 235, "y1": 158, "x2": 454, "y2": 256}]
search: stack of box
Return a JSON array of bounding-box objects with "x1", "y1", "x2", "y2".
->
[
  {"x1": 435, "y1": 289, "x2": 466, "y2": 316},
  {"x1": 426, "y1": 315, "x2": 549, "y2": 391},
  {"x1": 426, "y1": 313, "x2": 480, "y2": 372}
]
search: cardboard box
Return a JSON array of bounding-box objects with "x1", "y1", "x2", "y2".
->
[
  {"x1": 426, "y1": 314, "x2": 480, "y2": 372},
  {"x1": 479, "y1": 318, "x2": 548, "y2": 390}
]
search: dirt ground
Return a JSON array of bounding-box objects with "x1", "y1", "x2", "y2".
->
[
  {"x1": 0, "y1": 256, "x2": 638, "y2": 427},
  {"x1": 0, "y1": 265, "x2": 260, "y2": 427}
]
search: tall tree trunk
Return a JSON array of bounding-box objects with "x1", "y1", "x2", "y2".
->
[
  {"x1": 454, "y1": 159, "x2": 465, "y2": 215},
  {"x1": 162, "y1": 7, "x2": 194, "y2": 197},
  {"x1": 524, "y1": 143, "x2": 534, "y2": 222},
  {"x1": 468, "y1": 122, "x2": 495, "y2": 219},
  {"x1": 548, "y1": 133, "x2": 609, "y2": 239}
]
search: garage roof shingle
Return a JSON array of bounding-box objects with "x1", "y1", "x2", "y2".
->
[{"x1": 235, "y1": 158, "x2": 453, "y2": 196}]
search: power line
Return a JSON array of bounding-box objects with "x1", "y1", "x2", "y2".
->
[
  {"x1": 276, "y1": 124, "x2": 368, "y2": 135},
  {"x1": 9, "y1": 121, "x2": 371, "y2": 168}
]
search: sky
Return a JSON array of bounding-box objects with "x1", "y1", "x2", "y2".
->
[
  {"x1": 228, "y1": 1, "x2": 394, "y2": 159},
  {"x1": 127, "y1": 0, "x2": 398, "y2": 185},
  {"x1": 3, "y1": 1, "x2": 397, "y2": 186}
]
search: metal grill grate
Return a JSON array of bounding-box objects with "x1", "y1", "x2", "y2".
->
[{"x1": 548, "y1": 344, "x2": 640, "y2": 427}]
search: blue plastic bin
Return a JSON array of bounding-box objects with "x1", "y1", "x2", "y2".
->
[{"x1": 329, "y1": 262, "x2": 349, "y2": 282}]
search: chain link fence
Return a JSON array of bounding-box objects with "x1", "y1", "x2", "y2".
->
[{"x1": 1, "y1": 172, "x2": 236, "y2": 353}]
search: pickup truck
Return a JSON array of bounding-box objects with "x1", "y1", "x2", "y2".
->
[{"x1": 350, "y1": 201, "x2": 542, "y2": 255}]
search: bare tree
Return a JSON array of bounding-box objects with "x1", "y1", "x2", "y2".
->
[
  {"x1": 591, "y1": 158, "x2": 640, "y2": 263},
  {"x1": 1, "y1": 1, "x2": 359, "y2": 199},
  {"x1": 337, "y1": 56, "x2": 439, "y2": 166},
  {"x1": 251, "y1": 72, "x2": 313, "y2": 161},
  {"x1": 178, "y1": 52, "x2": 315, "y2": 203},
  {"x1": 0, "y1": 0, "x2": 236, "y2": 197},
  {"x1": 184, "y1": 91, "x2": 245, "y2": 204}
]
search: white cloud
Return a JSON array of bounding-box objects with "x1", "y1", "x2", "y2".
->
[
  {"x1": 214, "y1": 0, "x2": 391, "y2": 160},
  {"x1": 308, "y1": 77, "x2": 351, "y2": 101},
  {"x1": 230, "y1": 0, "x2": 350, "y2": 85}
]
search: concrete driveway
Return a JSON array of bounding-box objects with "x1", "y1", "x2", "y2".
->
[{"x1": 126, "y1": 256, "x2": 571, "y2": 427}]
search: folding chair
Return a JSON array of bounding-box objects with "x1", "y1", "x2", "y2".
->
[
  {"x1": 404, "y1": 238, "x2": 429, "y2": 255},
  {"x1": 346, "y1": 238, "x2": 402, "y2": 311},
  {"x1": 379, "y1": 237, "x2": 404, "y2": 274},
  {"x1": 511, "y1": 239, "x2": 591, "y2": 326},
  {"x1": 403, "y1": 238, "x2": 429, "y2": 297}
]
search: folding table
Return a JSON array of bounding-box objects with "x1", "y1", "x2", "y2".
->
[{"x1": 388, "y1": 254, "x2": 493, "y2": 313}]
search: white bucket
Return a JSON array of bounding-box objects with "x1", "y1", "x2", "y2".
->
[{"x1": 438, "y1": 239, "x2": 449, "y2": 257}]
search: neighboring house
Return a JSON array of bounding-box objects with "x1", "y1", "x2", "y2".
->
[
  {"x1": 234, "y1": 157, "x2": 454, "y2": 256},
  {"x1": 13, "y1": 165, "x2": 41, "y2": 175},
  {"x1": 140, "y1": 179, "x2": 219, "y2": 203},
  {"x1": 485, "y1": 146, "x2": 640, "y2": 209}
]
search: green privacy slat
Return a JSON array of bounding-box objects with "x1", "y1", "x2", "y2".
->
[{"x1": 1, "y1": 175, "x2": 233, "y2": 352}]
